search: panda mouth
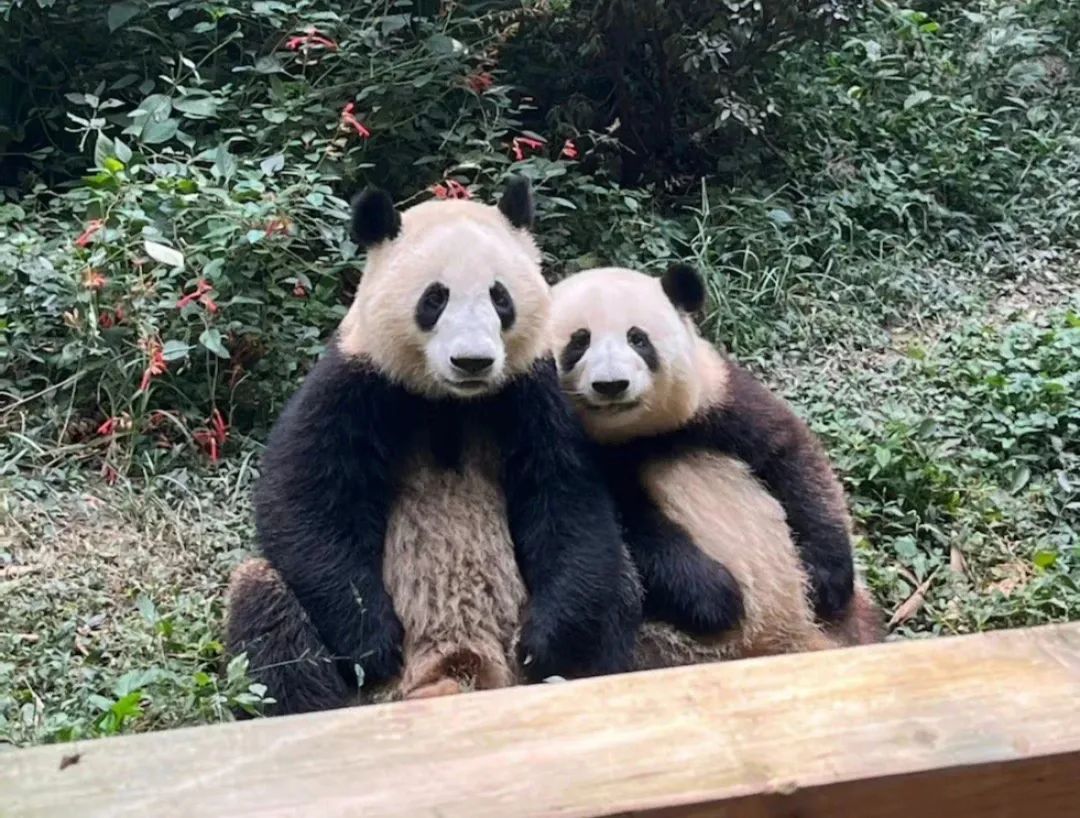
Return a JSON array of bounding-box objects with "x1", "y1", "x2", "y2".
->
[
  {"x1": 585, "y1": 400, "x2": 641, "y2": 415},
  {"x1": 444, "y1": 378, "x2": 492, "y2": 395}
]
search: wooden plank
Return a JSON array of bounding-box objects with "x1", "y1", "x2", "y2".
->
[{"x1": 2, "y1": 623, "x2": 1078, "y2": 818}]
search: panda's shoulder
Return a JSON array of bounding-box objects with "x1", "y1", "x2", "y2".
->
[{"x1": 702, "y1": 355, "x2": 807, "y2": 451}]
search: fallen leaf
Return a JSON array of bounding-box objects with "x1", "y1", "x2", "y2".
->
[
  {"x1": 949, "y1": 546, "x2": 968, "y2": 577},
  {"x1": 888, "y1": 572, "x2": 937, "y2": 627}
]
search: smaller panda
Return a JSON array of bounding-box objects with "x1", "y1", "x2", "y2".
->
[
  {"x1": 226, "y1": 180, "x2": 642, "y2": 715},
  {"x1": 551, "y1": 265, "x2": 882, "y2": 662}
]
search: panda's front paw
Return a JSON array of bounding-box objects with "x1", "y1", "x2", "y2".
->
[
  {"x1": 354, "y1": 605, "x2": 405, "y2": 687},
  {"x1": 809, "y1": 557, "x2": 855, "y2": 622},
  {"x1": 516, "y1": 612, "x2": 565, "y2": 683},
  {"x1": 677, "y1": 560, "x2": 745, "y2": 636}
]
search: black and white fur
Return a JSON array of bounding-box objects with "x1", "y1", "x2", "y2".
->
[
  {"x1": 552, "y1": 265, "x2": 882, "y2": 663},
  {"x1": 226, "y1": 180, "x2": 642, "y2": 714}
]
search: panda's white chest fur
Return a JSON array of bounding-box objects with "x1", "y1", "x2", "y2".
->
[{"x1": 382, "y1": 434, "x2": 527, "y2": 696}]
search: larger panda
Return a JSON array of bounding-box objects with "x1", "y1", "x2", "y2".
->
[
  {"x1": 551, "y1": 265, "x2": 883, "y2": 665},
  {"x1": 226, "y1": 179, "x2": 642, "y2": 714}
]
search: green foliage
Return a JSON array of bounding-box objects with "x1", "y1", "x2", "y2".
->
[{"x1": 803, "y1": 305, "x2": 1080, "y2": 634}]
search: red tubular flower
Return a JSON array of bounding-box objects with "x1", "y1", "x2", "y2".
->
[
  {"x1": 75, "y1": 220, "x2": 104, "y2": 248},
  {"x1": 265, "y1": 218, "x2": 291, "y2": 238},
  {"x1": 561, "y1": 139, "x2": 579, "y2": 159},
  {"x1": 97, "y1": 417, "x2": 118, "y2": 436},
  {"x1": 340, "y1": 103, "x2": 371, "y2": 139},
  {"x1": 98, "y1": 312, "x2": 114, "y2": 329},
  {"x1": 194, "y1": 408, "x2": 229, "y2": 463},
  {"x1": 177, "y1": 279, "x2": 214, "y2": 310},
  {"x1": 466, "y1": 71, "x2": 494, "y2": 93},
  {"x1": 285, "y1": 28, "x2": 338, "y2": 51},
  {"x1": 511, "y1": 135, "x2": 545, "y2": 161},
  {"x1": 83, "y1": 268, "x2": 107, "y2": 290},
  {"x1": 293, "y1": 282, "x2": 308, "y2": 298},
  {"x1": 139, "y1": 339, "x2": 167, "y2": 392}
]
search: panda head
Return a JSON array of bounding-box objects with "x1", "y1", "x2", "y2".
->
[
  {"x1": 338, "y1": 176, "x2": 549, "y2": 400},
  {"x1": 551, "y1": 264, "x2": 709, "y2": 442}
]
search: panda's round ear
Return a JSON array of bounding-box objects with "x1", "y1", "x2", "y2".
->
[
  {"x1": 661, "y1": 263, "x2": 706, "y2": 313},
  {"x1": 350, "y1": 187, "x2": 401, "y2": 248},
  {"x1": 498, "y1": 175, "x2": 535, "y2": 231}
]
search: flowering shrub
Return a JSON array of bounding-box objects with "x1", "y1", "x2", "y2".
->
[{"x1": 1, "y1": 0, "x2": 643, "y2": 475}]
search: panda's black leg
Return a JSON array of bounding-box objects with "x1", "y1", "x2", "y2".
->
[
  {"x1": 618, "y1": 489, "x2": 744, "y2": 637},
  {"x1": 225, "y1": 558, "x2": 357, "y2": 717}
]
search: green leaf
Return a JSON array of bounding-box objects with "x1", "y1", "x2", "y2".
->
[
  {"x1": 144, "y1": 240, "x2": 185, "y2": 269},
  {"x1": 141, "y1": 119, "x2": 178, "y2": 144},
  {"x1": 261, "y1": 109, "x2": 288, "y2": 124},
  {"x1": 113, "y1": 138, "x2": 133, "y2": 163},
  {"x1": 173, "y1": 97, "x2": 218, "y2": 118},
  {"x1": 1008, "y1": 465, "x2": 1031, "y2": 494},
  {"x1": 873, "y1": 446, "x2": 892, "y2": 468},
  {"x1": 94, "y1": 133, "x2": 114, "y2": 169},
  {"x1": 162, "y1": 340, "x2": 190, "y2": 362},
  {"x1": 199, "y1": 328, "x2": 230, "y2": 359},
  {"x1": 260, "y1": 154, "x2": 285, "y2": 176},
  {"x1": 903, "y1": 90, "x2": 933, "y2": 110},
  {"x1": 767, "y1": 208, "x2": 794, "y2": 226},
  {"x1": 213, "y1": 144, "x2": 237, "y2": 181},
  {"x1": 1033, "y1": 550, "x2": 1057, "y2": 569},
  {"x1": 103, "y1": 157, "x2": 124, "y2": 173},
  {"x1": 107, "y1": 2, "x2": 140, "y2": 32},
  {"x1": 136, "y1": 594, "x2": 158, "y2": 623}
]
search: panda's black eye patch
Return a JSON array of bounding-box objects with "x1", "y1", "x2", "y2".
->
[
  {"x1": 490, "y1": 281, "x2": 515, "y2": 330},
  {"x1": 560, "y1": 328, "x2": 591, "y2": 372},
  {"x1": 416, "y1": 283, "x2": 449, "y2": 331},
  {"x1": 627, "y1": 326, "x2": 659, "y2": 371}
]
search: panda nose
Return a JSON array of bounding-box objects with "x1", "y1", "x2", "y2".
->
[
  {"x1": 451, "y1": 356, "x2": 495, "y2": 376},
  {"x1": 592, "y1": 379, "x2": 630, "y2": 398}
]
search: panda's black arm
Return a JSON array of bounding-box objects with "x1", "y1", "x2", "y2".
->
[
  {"x1": 604, "y1": 463, "x2": 744, "y2": 636},
  {"x1": 494, "y1": 358, "x2": 642, "y2": 681},
  {"x1": 691, "y1": 363, "x2": 855, "y2": 621},
  {"x1": 254, "y1": 348, "x2": 414, "y2": 687}
]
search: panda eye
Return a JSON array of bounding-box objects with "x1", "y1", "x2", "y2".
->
[
  {"x1": 569, "y1": 328, "x2": 591, "y2": 349},
  {"x1": 489, "y1": 281, "x2": 516, "y2": 330},
  {"x1": 416, "y1": 283, "x2": 449, "y2": 331},
  {"x1": 560, "y1": 328, "x2": 591, "y2": 372},
  {"x1": 627, "y1": 326, "x2": 659, "y2": 371}
]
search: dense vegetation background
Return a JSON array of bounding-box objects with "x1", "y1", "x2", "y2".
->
[{"x1": 1, "y1": 0, "x2": 1078, "y2": 745}]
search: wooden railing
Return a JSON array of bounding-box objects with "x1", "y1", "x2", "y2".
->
[{"x1": 3, "y1": 622, "x2": 1078, "y2": 817}]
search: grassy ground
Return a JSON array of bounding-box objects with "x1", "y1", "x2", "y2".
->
[{"x1": 4, "y1": 242, "x2": 1077, "y2": 748}]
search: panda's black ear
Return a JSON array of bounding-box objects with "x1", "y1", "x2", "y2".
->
[
  {"x1": 661, "y1": 263, "x2": 706, "y2": 313},
  {"x1": 350, "y1": 187, "x2": 401, "y2": 247},
  {"x1": 498, "y1": 175, "x2": 534, "y2": 230}
]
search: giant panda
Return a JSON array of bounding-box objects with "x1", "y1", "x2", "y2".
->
[
  {"x1": 225, "y1": 179, "x2": 642, "y2": 715},
  {"x1": 550, "y1": 264, "x2": 883, "y2": 667}
]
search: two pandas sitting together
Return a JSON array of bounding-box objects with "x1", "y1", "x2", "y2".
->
[{"x1": 225, "y1": 177, "x2": 883, "y2": 715}]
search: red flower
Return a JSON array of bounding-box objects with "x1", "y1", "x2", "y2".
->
[
  {"x1": 101, "y1": 463, "x2": 119, "y2": 485},
  {"x1": 98, "y1": 311, "x2": 114, "y2": 329},
  {"x1": 285, "y1": 28, "x2": 338, "y2": 51},
  {"x1": 75, "y1": 219, "x2": 104, "y2": 248},
  {"x1": 511, "y1": 135, "x2": 546, "y2": 161},
  {"x1": 430, "y1": 179, "x2": 472, "y2": 200},
  {"x1": 139, "y1": 338, "x2": 167, "y2": 392},
  {"x1": 177, "y1": 278, "x2": 218, "y2": 313},
  {"x1": 194, "y1": 408, "x2": 229, "y2": 463},
  {"x1": 83, "y1": 268, "x2": 107, "y2": 290},
  {"x1": 293, "y1": 282, "x2": 308, "y2": 298},
  {"x1": 466, "y1": 71, "x2": 494, "y2": 93},
  {"x1": 340, "y1": 103, "x2": 371, "y2": 139},
  {"x1": 265, "y1": 218, "x2": 291, "y2": 238},
  {"x1": 97, "y1": 417, "x2": 118, "y2": 436},
  {"x1": 561, "y1": 139, "x2": 579, "y2": 160}
]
